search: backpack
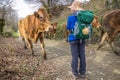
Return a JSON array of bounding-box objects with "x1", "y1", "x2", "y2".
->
[{"x1": 74, "y1": 10, "x2": 94, "y2": 39}]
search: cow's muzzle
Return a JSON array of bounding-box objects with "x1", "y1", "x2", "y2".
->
[{"x1": 45, "y1": 25, "x2": 53, "y2": 32}]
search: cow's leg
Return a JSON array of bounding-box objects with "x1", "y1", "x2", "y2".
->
[
  {"x1": 109, "y1": 42, "x2": 120, "y2": 56},
  {"x1": 22, "y1": 37, "x2": 27, "y2": 49},
  {"x1": 53, "y1": 33, "x2": 56, "y2": 38},
  {"x1": 65, "y1": 30, "x2": 69, "y2": 42},
  {"x1": 47, "y1": 32, "x2": 50, "y2": 38},
  {"x1": 50, "y1": 32, "x2": 53, "y2": 39},
  {"x1": 108, "y1": 29, "x2": 117, "y2": 43},
  {"x1": 39, "y1": 33, "x2": 47, "y2": 60},
  {"x1": 26, "y1": 38, "x2": 34, "y2": 55},
  {"x1": 97, "y1": 32, "x2": 108, "y2": 49},
  {"x1": 108, "y1": 31, "x2": 119, "y2": 55}
]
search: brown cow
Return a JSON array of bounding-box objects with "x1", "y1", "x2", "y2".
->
[
  {"x1": 97, "y1": 10, "x2": 120, "y2": 55},
  {"x1": 18, "y1": 7, "x2": 52, "y2": 59},
  {"x1": 91, "y1": 16, "x2": 101, "y2": 28},
  {"x1": 45, "y1": 22, "x2": 58, "y2": 39},
  {"x1": 64, "y1": 16, "x2": 101, "y2": 41},
  {"x1": 50, "y1": 22, "x2": 58, "y2": 38}
]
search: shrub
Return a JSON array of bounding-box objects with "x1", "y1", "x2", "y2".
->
[{"x1": 3, "y1": 28, "x2": 19, "y2": 38}]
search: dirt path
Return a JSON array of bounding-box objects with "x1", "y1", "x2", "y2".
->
[
  {"x1": 23, "y1": 38, "x2": 120, "y2": 80},
  {"x1": 0, "y1": 38, "x2": 120, "y2": 80}
]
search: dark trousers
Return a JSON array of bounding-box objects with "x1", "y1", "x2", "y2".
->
[{"x1": 70, "y1": 40, "x2": 86, "y2": 76}]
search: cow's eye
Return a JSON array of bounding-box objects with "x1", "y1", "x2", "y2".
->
[{"x1": 39, "y1": 16, "x2": 44, "y2": 21}]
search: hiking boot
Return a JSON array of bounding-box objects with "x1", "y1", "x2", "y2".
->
[
  {"x1": 69, "y1": 71, "x2": 79, "y2": 80},
  {"x1": 74, "y1": 76, "x2": 79, "y2": 80},
  {"x1": 72, "y1": 75, "x2": 79, "y2": 80},
  {"x1": 79, "y1": 74, "x2": 86, "y2": 78}
]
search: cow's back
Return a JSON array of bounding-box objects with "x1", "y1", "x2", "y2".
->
[
  {"x1": 20, "y1": 15, "x2": 41, "y2": 39},
  {"x1": 100, "y1": 10, "x2": 120, "y2": 43},
  {"x1": 102, "y1": 10, "x2": 120, "y2": 29},
  {"x1": 24, "y1": 15, "x2": 37, "y2": 38}
]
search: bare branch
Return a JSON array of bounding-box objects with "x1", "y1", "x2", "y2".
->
[{"x1": 0, "y1": 0, "x2": 15, "y2": 19}]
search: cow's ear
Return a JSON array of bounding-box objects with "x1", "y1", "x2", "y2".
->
[
  {"x1": 55, "y1": 22, "x2": 58, "y2": 25},
  {"x1": 94, "y1": 16, "x2": 98, "y2": 19},
  {"x1": 38, "y1": 7, "x2": 45, "y2": 11},
  {"x1": 34, "y1": 11, "x2": 39, "y2": 18},
  {"x1": 38, "y1": 7, "x2": 47, "y2": 15},
  {"x1": 53, "y1": 22, "x2": 58, "y2": 26},
  {"x1": 48, "y1": 14, "x2": 53, "y2": 19}
]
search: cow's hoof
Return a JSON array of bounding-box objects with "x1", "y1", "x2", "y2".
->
[
  {"x1": 96, "y1": 47, "x2": 99, "y2": 50},
  {"x1": 96, "y1": 44, "x2": 103, "y2": 50},
  {"x1": 43, "y1": 54, "x2": 47, "y2": 60},
  {"x1": 114, "y1": 51, "x2": 120, "y2": 56},
  {"x1": 32, "y1": 53, "x2": 35, "y2": 56},
  {"x1": 24, "y1": 46, "x2": 27, "y2": 49},
  {"x1": 65, "y1": 39, "x2": 68, "y2": 42}
]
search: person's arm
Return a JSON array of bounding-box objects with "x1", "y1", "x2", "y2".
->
[{"x1": 66, "y1": 16, "x2": 71, "y2": 31}]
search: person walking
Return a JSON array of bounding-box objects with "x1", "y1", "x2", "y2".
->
[{"x1": 67, "y1": 0, "x2": 86, "y2": 79}]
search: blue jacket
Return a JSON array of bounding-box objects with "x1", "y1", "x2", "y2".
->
[{"x1": 66, "y1": 13, "x2": 80, "y2": 42}]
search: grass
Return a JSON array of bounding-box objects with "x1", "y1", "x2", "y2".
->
[
  {"x1": 3, "y1": 31, "x2": 19, "y2": 38},
  {"x1": 3, "y1": 29, "x2": 19, "y2": 38},
  {"x1": 54, "y1": 18, "x2": 67, "y2": 39},
  {"x1": 11, "y1": 31, "x2": 19, "y2": 38}
]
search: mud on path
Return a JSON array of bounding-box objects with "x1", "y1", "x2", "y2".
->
[{"x1": 0, "y1": 37, "x2": 120, "y2": 80}]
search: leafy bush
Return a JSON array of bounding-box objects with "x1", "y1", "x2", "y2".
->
[{"x1": 3, "y1": 32, "x2": 12, "y2": 37}]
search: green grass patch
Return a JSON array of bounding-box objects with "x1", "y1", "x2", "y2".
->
[
  {"x1": 11, "y1": 31, "x2": 19, "y2": 38},
  {"x1": 54, "y1": 18, "x2": 66, "y2": 39},
  {"x1": 3, "y1": 30, "x2": 19, "y2": 38}
]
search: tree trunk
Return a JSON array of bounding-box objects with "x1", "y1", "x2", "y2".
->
[
  {"x1": 112, "y1": 0, "x2": 120, "y2": 9},
  {"x1": 47, "y1": 0, "x2": 52, "y2": 13},
  {"x1": 0, "y1": 19, "x2": 5, "y2": 36},
  {"x1": 105, "y1": 0, "x2": 120, "y2": 10}
]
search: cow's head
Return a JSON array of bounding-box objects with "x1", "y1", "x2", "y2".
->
[
  {"x1": 92, "y1": 16, "x2": 101, "y2": 28},
  {"x1": 34, "y1": 7, "x2": 52, "y2": 32},
  {"x1": 51, "y1": 22, "x2": 58, "y2": 31}
]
